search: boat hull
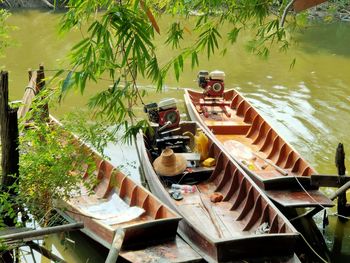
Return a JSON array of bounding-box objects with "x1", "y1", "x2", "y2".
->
[
  {"x1": 51, "y1": 116, "x2": 202, "y2": 262},
  {"x1": 138, "y1": 122, "x2": 299, "y2": 262},
  {"x1": 184, "y1": 89, "x2": 333, "y2": 208}
]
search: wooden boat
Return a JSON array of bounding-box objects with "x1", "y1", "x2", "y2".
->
[
  {"x1": 184, "y1": 89, "x2": 333, "y2": 209},
  {"x1": 138, "y1": 121, "x2": 299, "y2": 262},
  {"x1": 51, "y1": 117, "x2": 201, "y2": 263}
]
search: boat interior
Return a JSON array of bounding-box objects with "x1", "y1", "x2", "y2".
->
[
  {"x1": 61, "y1": 142, "x2": 180, "y2": 249},
  {"x1": 143, "y1": 122, "x2": 296, "y2": 242},
  {"x1": 187, "y1": 89, "x2": 317, "y2": 187}
]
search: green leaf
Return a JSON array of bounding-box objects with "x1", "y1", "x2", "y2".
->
[
  {"x1": 191, "y1": 51, "x2": 199, "y2": 68},
  {"x1": 228, "y1": 27, "x2": 241, "y2": 44},
  {"x1": 61, "y1": 71, "x2": 74, "y2": 95}
]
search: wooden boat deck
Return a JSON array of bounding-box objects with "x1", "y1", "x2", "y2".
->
[
  {"x1": 185, "y1": 89, "x2": 333, "y2": 208},
  {"x1": 140, "y1": 122, "x2": 299, "y2": 262},
  {"x1": 175, "y1": 183, "x2": 249, "y2": 240},
  {"x1": 67, "y1": 187, "x2": 158, "y2": 231},
  {"x1": 120, "y1": 236, "x2": 202, "y2": 263},
  {"x1": 62, "y1": 156, "x2": 184, "y2": 248}
]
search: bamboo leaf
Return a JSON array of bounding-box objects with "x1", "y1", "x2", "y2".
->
[
  {"x1": 228, "y1": 27, "x2": 241, "y2": 44},
  {"x1": 140, "y1": 0, "x2": 160, "y2": 34},
  {"x1": 61, "y1": 70, "x2": 74, "y2": 95},
  {"x1": 174, "y1": 60, "x2": 180, "y2": 81},
  {"x1": 191, "y1": 51, "x2": 199, "y2": 68}
]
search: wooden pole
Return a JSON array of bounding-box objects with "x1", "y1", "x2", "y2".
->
[
  {"x1": 37, "y1": 64, "x2": 49, "y2": 121},
  {"x1": 17, "y1": 71, "x2": 37, "y2": 119},
  {"x1": 0, "y1": 71, "x2": 19, "y2": 212},
  {"x1": 105, "y1": 228, "x2": 125, "y2": 263},
  {"x1": 1, "y1": 108, "x2": 19, "y2": 191},
  {"x1": 37, "y1": 65, "x2": 45, "y2": 92},
  {"x1": 28, "y1": 68, "x2": 32, "y2": 82},
  {"x1": 0, "y1": 71, "x2": 19, "y2": 263},
  {"x1": 0, "y1": 222, "x2": 84, "y2": 241},
  {"x1": 335, "y1": 143, "x2": 347, "y2": 218},
  {"x1": 330, "y1": 180, "x2": 350, "y2": 201}
]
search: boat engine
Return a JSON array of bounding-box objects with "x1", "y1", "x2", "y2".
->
[
  {"x1": 198, "y1": 70, "x2": 225, "y2": 97},
  {"x1": 144, "y1": 98, "x2": 180, "y2": 130}
]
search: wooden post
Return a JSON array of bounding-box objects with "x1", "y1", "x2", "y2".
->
[
  {"x1": 0, "y1": 222, "x2": 84, "y2": 241},
  {"x1": 28, "y1": 68, "x2": 32, "y2": 82},
  {"x1": 37, "y1": 64, "x2": 49, "y2": 121},
  {"x1": 0, "y1": 71, "x2": 19, "y2": 209},
  {"x1": 105, "y1": 228, "x2": 125, "y2": 263},
  {"x1": 17, "y1": 71, "x2": 38, "y2": 119},
  {"x1": 37, "y1": 65, "x2": 45, "y2": 91},
  {"x1": 1, "y1": 109, "x2": 19, "y2": 191},
  {"x1": 335, "y1": 143, "x2": 347, "y2": 218},
  {"x1": 0, "y1": 71, "x2": 19, "y2": 263}
]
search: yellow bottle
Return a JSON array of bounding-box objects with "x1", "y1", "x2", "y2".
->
[{"x1": 195, "y1": 130, "x2": 209, "y2": 161}]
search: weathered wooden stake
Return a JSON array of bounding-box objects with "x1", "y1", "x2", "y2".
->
[
  {"x1": 0, "y1": 71, "x2": 19, "y2": 208},
  {"x1": 1, "y1": 109, "x2": 19, "y2": 190},
  {"x1": 18, "y1": 70, "x2": 37, "y2": 119},
  {"x1": 37, "y1": 64, "x2": 49, "y2": 121},
  {"x1": 0, "y1": 71, "x2": 19, "y2": 263},
  {"x1": 335, "y1": 143, "x2": 347, "y2": 218},
  {"x1": 105, "y1": 228, "x2": 125, "y2": 263},
  {"x1": 0, "y1": 222, "x2": 84, "y2": 241}
]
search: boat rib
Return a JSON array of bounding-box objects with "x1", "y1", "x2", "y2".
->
[
  {"x1": 184, "y1": 88, "x2": 334, "y2": 208},
  {"x1": 139, "y1": 121, "x2": 299, "y2": 262}
]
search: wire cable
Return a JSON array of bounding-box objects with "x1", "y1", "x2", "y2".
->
[
  {"x1": 299, "y1": 231, "x2": 329, "y2": 263},
  {"x1": 292, "y1": 174, "x2": 350, "y2": 220},
  {"x1": 33, "y1": 68, "x2": 190, "y2": 91}
]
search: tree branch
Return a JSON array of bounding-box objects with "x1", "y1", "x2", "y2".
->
[
  {"x1": 280, "y1": 0, "x2": 296, "y2": 28},
  {"x1": 41, "y1": 0, "x2": 54, "y2": 8}
]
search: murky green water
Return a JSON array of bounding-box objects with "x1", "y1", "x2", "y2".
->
[{"x1": 2, "y1": 9, "x2": 350, "y2": 262}]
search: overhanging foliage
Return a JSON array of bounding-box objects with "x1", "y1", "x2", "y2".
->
[{"x1": 55, "y1": 0, "x2": 301, "y2": 142}]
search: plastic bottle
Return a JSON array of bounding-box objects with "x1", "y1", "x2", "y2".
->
[
  {"x1": 171, "y1": 184, "x2": 196, "y2": 193},
  {"x1": 195, "y1": 131, "x2": 209, "y2": 161}
]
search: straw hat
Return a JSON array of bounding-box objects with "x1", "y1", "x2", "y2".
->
[{"x1": 153, "y1": 148, "x2": 187, "y2": 177}]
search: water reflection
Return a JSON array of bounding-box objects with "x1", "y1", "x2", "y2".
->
[
  {"x1": 324, "y1": 216, "x2": 350, "y2": 262},
  {"x1": 44, "y1": 231, "x2": 107, "y2": 263},
  {"x1": 297, "y1": 22, "x2": 350, "y2": 57}
]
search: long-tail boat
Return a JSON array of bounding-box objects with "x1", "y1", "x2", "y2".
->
[
  {"x1": 138, "y1": 103, "x2": 299, "y2": 262},
  {"x1": 18, "y1": 66, "x2": 201, "y2": 262},
  {"x1": 184, "y1": 71, "x2": 333, "y2": 209},
  {"x1": 51, "y1": 117, "x2": 201, "y2": 263}
]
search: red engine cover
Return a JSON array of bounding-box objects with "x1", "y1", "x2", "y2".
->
[
  {"x1": 205, "y1": 80, "x2": 224, "y2": 97},
  {"x1": 158, "y1": 109, "x2": 180, "y2": 129}
]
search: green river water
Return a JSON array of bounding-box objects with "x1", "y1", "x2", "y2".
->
[{"x1": 2, "y1": 9, "x2": 350, "y2": 262}]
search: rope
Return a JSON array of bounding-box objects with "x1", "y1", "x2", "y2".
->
[
  {"x1": 36, "y1": 68, "x2": 190, "y2": 91},
  {"x1": 292, "y1": 174, "x2": 350, "y2": 220},
  {"x1": 25, "y1": 86, "x2": 37, "y2": 94},
  {"x1": 328, "y1": 212, "x2": 350, "y2": 220},
  {"x1": 299, "y1": 232, "x2": 329, "y2": 263}
]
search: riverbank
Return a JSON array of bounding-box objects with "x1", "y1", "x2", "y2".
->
[
  {"x1": 308, "y1": 2, "x2": 350, "y2": 22},
  {"x1": 0, "y1": 0, "x2": 65, "y2": 9},
  {"x1": 0, "y1": 0, "x2": 349, "y2": 22}
]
